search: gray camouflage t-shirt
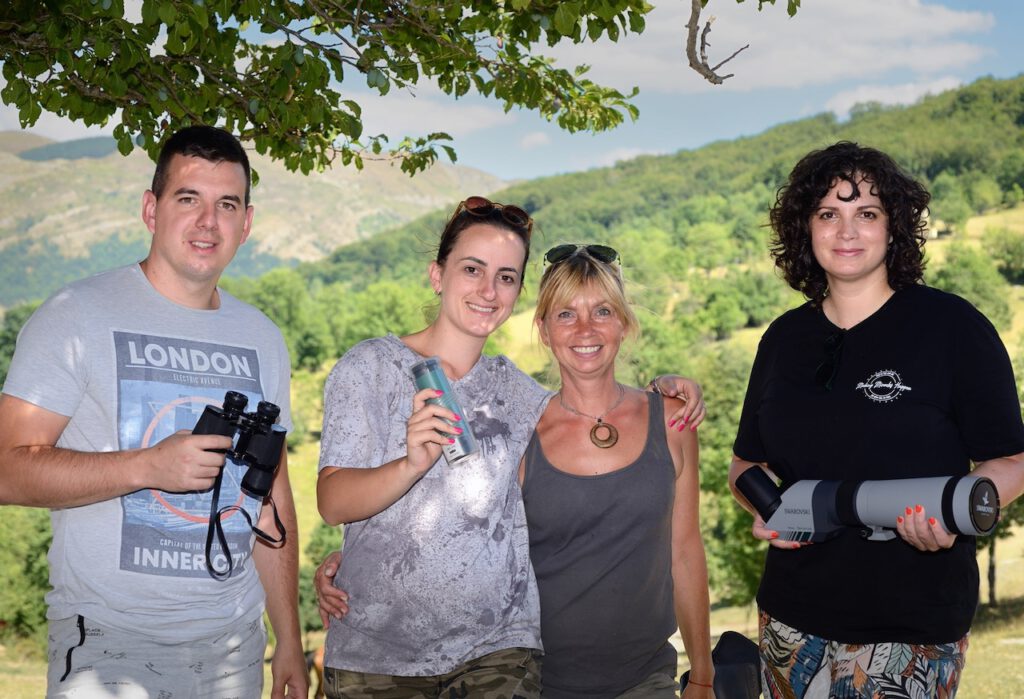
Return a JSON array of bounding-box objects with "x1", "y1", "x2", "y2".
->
[{"x1": 318, "y1": 334, "x2": 549, "y2": 675}]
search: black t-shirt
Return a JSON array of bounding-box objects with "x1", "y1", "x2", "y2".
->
[{"x1": 734, "y1": 284, "x2": 1024, "y2": 644}]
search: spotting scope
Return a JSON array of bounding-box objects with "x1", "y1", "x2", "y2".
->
[{"x1": 734, "y1": 467, "x2": 1000, "y2": 543}]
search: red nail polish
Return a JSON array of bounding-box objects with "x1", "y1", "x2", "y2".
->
[
  {"x1": 915, "y1": 504, "x2": 923, "y2": 513},
  {"x1": 929, "y1": 517, "x2": 937, "y2": 526},
  {"x1": 897, "y1": 516, "x2": 903, "y2": 524},
  {"x1": 453, "y1": 427, "x2": 463, "y2": 434},
  {"x1": 905, "y1": 507, "x2": 913, "y2": 515},
  {"x1": 669, "y1": 419, "x2": 676, "y2": 427},
  {"x1": 435, "y1": 390, "x2": 444, "y2": 396},
  {"x1": 770, "y1": 532, "x2": 779, "y2": 539},
  {"x1": 681, "y1": 417, "x2": 688, "y2": 425},
  {"x1": 453, "y1": 414, "x2": 462, "y2": 421},
  {"x1": 448, "y1": 438, "x2": 455, "y2": 444}
]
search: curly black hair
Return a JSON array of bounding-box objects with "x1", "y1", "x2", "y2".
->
[{"x1": 769, "y1": 141, "x2": 930, "y2": 304}]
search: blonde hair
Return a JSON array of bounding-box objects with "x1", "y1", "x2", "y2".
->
[{"x1": 534, "y1": 248, "x2": 640, "y2": 339}]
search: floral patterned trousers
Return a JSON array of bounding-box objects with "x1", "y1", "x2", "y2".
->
[{"x1": 759, "y1": 609, "x2": 968, "y2": 698}]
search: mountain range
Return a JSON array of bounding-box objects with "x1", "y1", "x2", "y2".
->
[{"x1": 0, "y1": 132, "x2": 507, "y2": 308}]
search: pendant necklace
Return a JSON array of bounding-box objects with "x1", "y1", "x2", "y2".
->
[{"x1": 558, "y1": 383, "x2": 626, "y2": 449}]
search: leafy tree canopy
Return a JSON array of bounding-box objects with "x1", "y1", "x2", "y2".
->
[{"x1": 2, "y1": 0, "x2": 794, "y2": 175}]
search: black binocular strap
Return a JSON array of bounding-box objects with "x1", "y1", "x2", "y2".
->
[
  {"x1": 59, "y1": 614, "x2": 86, "y2": 682},
  {"x1": 205, "y1": 468, "x2": 287, "y2": 580}
]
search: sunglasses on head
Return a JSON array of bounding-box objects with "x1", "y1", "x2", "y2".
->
[
  {"x1": 543, "y1": 244, "x2": 620, "y2": 267},
  {"x1": 456, "y1": 196, "x2": 533, "y2": 235}
]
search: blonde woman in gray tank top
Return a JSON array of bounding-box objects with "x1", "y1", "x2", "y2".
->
[{"x1": 521, "y1": 244, "x2": 715, "y2": 699}]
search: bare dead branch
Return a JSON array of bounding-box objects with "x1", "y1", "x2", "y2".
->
[{"x1": 684, "y1": 0, "x2": 749, "y2": 85}]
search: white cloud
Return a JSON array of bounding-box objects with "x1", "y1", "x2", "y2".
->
[
  {"x1": 544, "y1": 0, "x2": 994, "y2": 94},
  {"x1": 124, "y1": 0, "x2": 142, "y2": 23},
  {"x1": 519, "y1": 131, "x2": 551, "y2": 149},
  {"x1": 355, "y1": 89, "x2": 515, "y2": 139},
  {"x1": 571, "y1": 146, "x2": 666, "y2": 171},
  {"x1": 825, "y1": 76, "x2": 963, "y2": 117}
]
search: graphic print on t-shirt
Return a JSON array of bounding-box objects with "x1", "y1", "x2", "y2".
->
[
  {"x1": 855, "y1": 369, "x2": 913, "y2": 403},
  {"x1": 114, "y1": 331, "x2": 265, "y2": 578}
]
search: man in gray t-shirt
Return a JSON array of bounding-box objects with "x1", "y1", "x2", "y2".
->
[{"x1": 0, "y1": 126, "x2": 306, "y2": 698}]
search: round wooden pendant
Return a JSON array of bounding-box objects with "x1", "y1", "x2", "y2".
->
[{"x1": 589, "y1": 420, "x2": 619, "y2": 449}]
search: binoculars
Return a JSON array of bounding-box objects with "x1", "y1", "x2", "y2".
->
[{"x1": 193, "y1": 390, "x2": 286, "y2": 499}]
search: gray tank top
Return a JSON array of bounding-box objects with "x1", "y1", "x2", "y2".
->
[{"x1": 522, "y1": 392, "x2": 677, "y2": 699}]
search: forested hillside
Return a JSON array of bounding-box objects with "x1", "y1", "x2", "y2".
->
[
  {"x1": 213, "y1": 74, "x2": 1024, "y2": 608},
  {"x1": 309, "y1": 75, "x2": 1024, "y2": 290},
  {"x1": 2, "y1": 74, "x2": 1024, "y2": 649}
]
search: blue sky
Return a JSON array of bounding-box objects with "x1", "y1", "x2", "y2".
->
[{"x1": 3, "y1": 0, "x2": 1022, "y2": 181}]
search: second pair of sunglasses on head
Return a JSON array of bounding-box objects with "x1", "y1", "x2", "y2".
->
[{"x1": 544, "y1": 244, "x2": 620, "y2": 266}]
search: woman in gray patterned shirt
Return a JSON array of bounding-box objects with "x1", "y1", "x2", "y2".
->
[{"x1": 314, "y1": 197, "x2": 705, "y2": 699}]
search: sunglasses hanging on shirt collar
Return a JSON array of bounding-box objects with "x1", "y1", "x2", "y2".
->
[{"x1": 815, "y1": 329, "x2": 846, "y2": 391}]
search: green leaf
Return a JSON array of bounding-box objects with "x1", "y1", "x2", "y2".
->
[
  {"x1": 165, "y1": 30, "x2": 184, "y2": 54},
  {"x1": 327, "y1": 55, "x2": 344, "y2": 81},
  {"x1": 158, "y1": 3, "x2": 177, "y2": 25},
  {"x1": 192, "y1": 4, "x2": 209, "y2": 29},
  {"x1": 141, "y1": 0, "x2": 159, "y2": 25},
  {"x1": 510, "y1": 0, "x2": 530, "y2": 9},
  {"x1": 628, "y1": 10, "x2": 645, "y2": 33},
  {"x1": 108, "y1": 74, "x2": 128, "y2": 97},
  {"x1": 552, "y1": 3, "x2": 579, "y2": 35},
  {"x1": 94, "y1": 39, "x2": 112, "y2": 59},
  {"x1": 366, "y1": 67, "x2": 384, "y2": 89}
]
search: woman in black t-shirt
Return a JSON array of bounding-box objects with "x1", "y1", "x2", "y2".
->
[{"x1": 729, "y1": 142, "x2": 1024, "y2": 698}]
